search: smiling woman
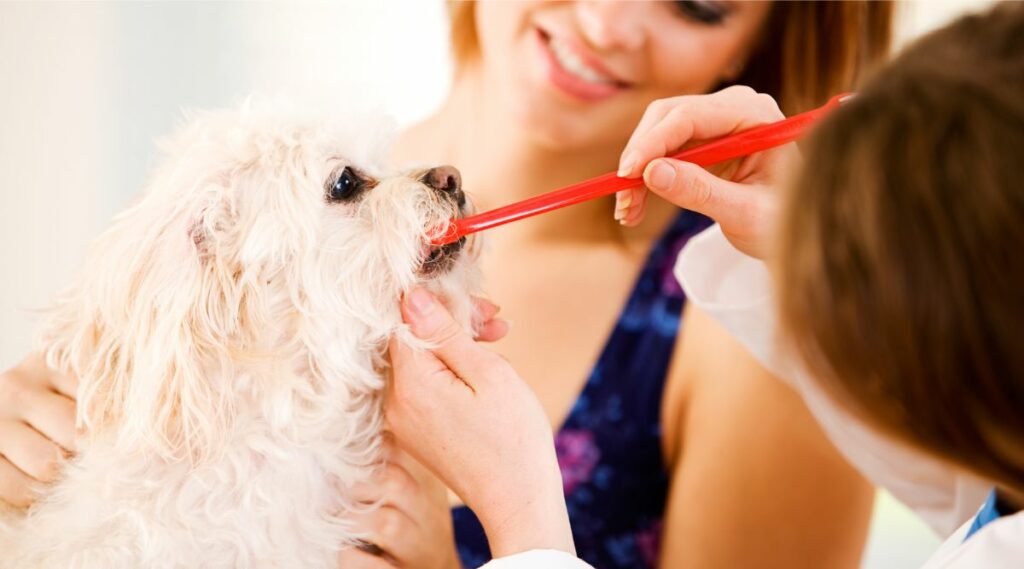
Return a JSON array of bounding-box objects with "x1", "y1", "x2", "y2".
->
[{"x1": 448, "y1": 1, "x2": 889, "y2": 151}]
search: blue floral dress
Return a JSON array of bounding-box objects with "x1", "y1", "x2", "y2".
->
[{"x1": 452, "y1": 211, "x2": 713, "y2": 569}]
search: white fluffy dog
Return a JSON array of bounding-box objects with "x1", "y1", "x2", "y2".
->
[{"x1": 0, "y1": 105, "x2": 479, "y2": 568}]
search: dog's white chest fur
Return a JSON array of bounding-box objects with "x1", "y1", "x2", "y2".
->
[{"x1": 0, "y1": 105, "x2": 479, "y2": 568}]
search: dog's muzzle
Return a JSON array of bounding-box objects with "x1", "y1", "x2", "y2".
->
[
  {"x1": 420, "y1": 165, "x2": 468, "y2": 275},
  {"x1": 422, "y1": 165, "x2": 466, "y2": 209}
]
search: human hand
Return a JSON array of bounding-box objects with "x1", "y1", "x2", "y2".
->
[
  {"x1": 386, "y1": 288, "x2": 574, "y2": 559},
  {"x1": 0, "y1": 354, "x2": 77, "y2": 508},
  {"x1": 337, "y1": 442, "x2": 460, "y2": 569},
  {"x1": 615, "y1": 85, "x2": 797, "y2": 259}
]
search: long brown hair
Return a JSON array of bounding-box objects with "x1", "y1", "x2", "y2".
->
[
  {"x1": 446, "y1": 1, "x2": 893, "y2": 114},
  {"x1": 776, "y1": 3, "x2": 1024, "y2": 492}
]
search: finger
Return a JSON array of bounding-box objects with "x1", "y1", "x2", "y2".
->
[
  {"x1": 345, "y1": 506, "x2": 416, "y2": 563},
  {"x1": 401, "y1": 288, "x2": 495, "y2": 384},
  {"x1": 471, "y1": 297, "x2": 501, "y2": 321},
  {"x1": 20, "y1": 389, "x2": 76, "y2": 452},
  {"x1": 620, "y1": 184, "x2": 651, "y2": 228},
  {"x1": 0, "y1": 420, "x2": 65, "y2": 482},
  {"x1": 0, "y1": 456, "x2": 35, "y2": 509},
  {"x1": 383, "y1": 444, "x2": 447, "y2": 504},
  {"x1": 380, "y1": 438, "x2": 420, "y2": 474},
  {"x1": 387, "y1": 337, "x2": 462, "y2": 394},
  {"x1": 619, "y1": 87, "x2": 784, "y2": 180},
  {"x1": 336, "y1": 546, "x2": 396, "y2": 569},
  {"x1": 470, "y1": 296, "x2": 509, "y2": 342},
  {"x1": 475, "y1": 318, "x2": 510, "y2": 343},
  {"x1": 47, "y1": 370, "x2": 78, "y2": 401},
  {"x1": 643, "y1": 158, "x2": 769, "y2": 232},
  {"x1": 349, "y1": 461, "x2": 418, "y2": 509},
  {"x1": 613, "y1": 186, "x2": 646, "y2": 223},
  {"x1": 19, "y1": 354, "x2": 78, "y2": 400},
  {"x1": 618, "y1": 98, "x2": 676, "y2": 176},
  {"x1": 379, "y1": 434, "x2": 444, "y2": 498},
  {"x1": 625, "y1": 98, "x2": 772, "y2": 175}
]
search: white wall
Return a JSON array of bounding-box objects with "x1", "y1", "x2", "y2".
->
[
  {"x1": 0, "y1": 0, "x2": 451, "y2": 368},
  {"x1": 0, "y1": 2, "x2": 997, "y2": 567}
]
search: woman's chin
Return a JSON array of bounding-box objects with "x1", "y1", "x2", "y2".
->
[{"x1": 507, "y1": 94, "x2": 622, "y2": 153}]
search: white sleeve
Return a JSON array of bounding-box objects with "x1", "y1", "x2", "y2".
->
[
  {"x1": 479, "y1": 550, "x2": 595, "y2": 569},
  {"x1": 921, "y1": 513, "x2": 1024, "y2": 568},
  {"x1": 674, "y1": 224, "x2": 989, "y2": 537}
]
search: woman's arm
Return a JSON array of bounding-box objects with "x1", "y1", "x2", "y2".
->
[{"x1": 658, "y1": 305, "x2": 874, "y2": 568}]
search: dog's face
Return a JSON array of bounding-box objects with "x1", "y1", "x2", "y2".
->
[
  {"x1": 42, "y1": 106, "x2": 480, "y2": 460},
  {"x1": 186, "y1": 111, "x2": 472, "y2": 283},
  {"x1": 169, "y1": 107, "x2": 480, "y2": 356}
]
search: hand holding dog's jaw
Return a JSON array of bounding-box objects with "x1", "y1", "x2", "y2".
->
[{"x1": 387, "y1": 287, "x2": 576, "y2": 560}]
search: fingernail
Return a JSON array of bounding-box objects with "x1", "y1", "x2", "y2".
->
[
  {"x1": 613, "y1": 191, "x2": 630, "y2": 220},
  {"x1": 648, "y1": 160, "x2": 676, "y2": 190},
  {"x1": 406, "y1": 287, "x2": 436, "y2": 317},
  {"x1": 617, "y1": 153, "x2": 637, "y2": 177}
]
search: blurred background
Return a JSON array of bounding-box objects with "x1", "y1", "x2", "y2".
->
[{"x1": 0, "y1": 1, "x2": 998, "y2": 567}]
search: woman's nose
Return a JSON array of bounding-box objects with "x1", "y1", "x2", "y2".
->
[{"x1": 575, "y1": 1, "x2": 645, "y2": 52}]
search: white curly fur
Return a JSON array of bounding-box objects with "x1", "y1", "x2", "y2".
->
[{"x1": 0, "y1": 103, "x2": 480, "y2": 568}]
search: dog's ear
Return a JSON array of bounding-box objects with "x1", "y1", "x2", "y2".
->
[
  {"x1": 188, "y1": 177, "x2": 237, "y2": 264},
  {"x1": 189, "y1": 217, "x2": 213, "y2": 262},
  {"x1": 38, "y1": 184, "x2": 260, "y2": 464}
]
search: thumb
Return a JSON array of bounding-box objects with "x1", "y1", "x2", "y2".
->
[
  {"x1": 401, "y1": 287, "x2": 491, "y2": 382},
  {"x1": 643, "y1": 158, "x2": 762, "y2": 232}
]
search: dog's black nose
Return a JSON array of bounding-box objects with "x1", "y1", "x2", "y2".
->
[{"x1": 423, "y1": 165, "x2": 464, "y2": 206}]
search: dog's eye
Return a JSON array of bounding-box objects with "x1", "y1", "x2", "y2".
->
[{"x1": 328, "y1": 167, "x2": 363, "y2": 202}]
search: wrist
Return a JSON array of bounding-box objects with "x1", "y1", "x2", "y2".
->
[{"x1": 476, "y1": 465, "x2": 575, "y2": 559}]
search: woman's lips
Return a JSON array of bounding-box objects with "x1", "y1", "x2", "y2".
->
[{"x1": 533, "y1": 27, "x2": 627, "y2": 102}]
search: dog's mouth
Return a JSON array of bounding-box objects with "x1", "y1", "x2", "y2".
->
[
  {"x1": 420, "y1": 201, "x2": 468, "y2": 275},
  {"x1": 417, "y1": 165, "x2": 470, "y2": 276},
  {"x1": 420, "y1": 235, "x2": 467, "y2": 275}
]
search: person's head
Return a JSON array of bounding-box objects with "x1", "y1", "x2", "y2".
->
[
  {"x1": 776, "y1": 3, "x2": 1024, "y2": 494},
  {"x1": 447, "y1": 1, "x2": 892, "y2": 152}
]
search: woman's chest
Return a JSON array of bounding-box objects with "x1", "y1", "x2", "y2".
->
[{"x1": 481, "y1": 243, "x2": 644, "y2": 428}]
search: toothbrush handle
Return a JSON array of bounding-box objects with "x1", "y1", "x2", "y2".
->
[{"x1": 437, "y1": 93, "x2": 849, "y2": 245}]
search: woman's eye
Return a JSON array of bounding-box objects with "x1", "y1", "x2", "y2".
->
[
  {"x1": 328, "y1": 167, "x2": 362, "y2": 202},
  {"x1": 672, "y1": 1, "x2": 729, "y2": 26}
]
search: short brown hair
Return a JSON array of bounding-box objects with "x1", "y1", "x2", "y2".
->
[
  {"x1": 446, "y1": 1, "x2": 893, "y2": 115},
  {"x1": 777, "y1": 3, "x2": 1024, "y2": 491}
]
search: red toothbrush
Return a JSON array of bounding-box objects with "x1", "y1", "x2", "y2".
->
[{"x1": 432, "y1": 93, "x2": 853, "y2": 246}]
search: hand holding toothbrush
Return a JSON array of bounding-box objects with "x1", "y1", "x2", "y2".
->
[
  {"x1": 433, "y1": 85, "x2": 844, "y2": 260},
  {"x1": 614, "y1": 85, "x2": 800, "y2": 260}
]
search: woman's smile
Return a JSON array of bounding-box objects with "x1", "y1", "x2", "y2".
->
[
  {"x1": 471, "y1": 1, "x2": 773, "y2": 151},
  {"x1": 533, "y1": 25, "x2": 629, "y2": 102}
]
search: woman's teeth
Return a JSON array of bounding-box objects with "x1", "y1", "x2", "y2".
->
[{"x1": 547, "y1": 36, "x2": 615, "y2": 85}]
